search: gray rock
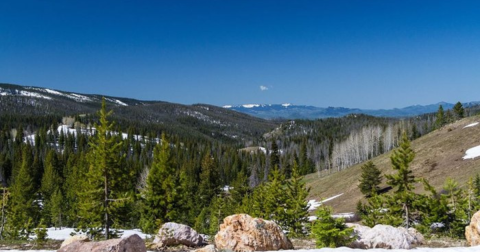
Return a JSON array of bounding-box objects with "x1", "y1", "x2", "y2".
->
[
  {"x1": 153, "y1": 222, "x2": 204, "y2": 247},
  {"x1": 57, "y1": 234, "x2": 146, "y2": 252},
  {"x1": 348, "y1": 224, "x2": 423, "y2": 249}
]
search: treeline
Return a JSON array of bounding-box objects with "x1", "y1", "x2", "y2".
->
[
  {"x1": 0, "y1": 99, "x2": 311, "y2": 240},
  {"x1": 266, "y1": 103, "x2": 470, "y2": 177}
]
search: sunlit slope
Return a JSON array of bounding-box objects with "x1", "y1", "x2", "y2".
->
[{"x1": 305, "y1": 115, "x2": 480, "y2": 214}]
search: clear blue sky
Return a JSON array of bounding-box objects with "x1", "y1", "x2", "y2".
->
[{"x1": 1, "y1": 0, "x2": 480, "y2": 109}]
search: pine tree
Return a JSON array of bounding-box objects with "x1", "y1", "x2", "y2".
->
[
  {"x1": 284, "y1": 161, "x2": 310, "y2": 237},
  {"x1": 270, "y1": 140, "x2": 280, "y2": 173},
  {"x1": 198, "y1": 151, "x2": 220, "y2": 208},
  {"x1": 385, "y1": 132, "x2": 417, "y2": 228},
  {"x1": 264, "y1": 165, "x2": 288, "y2": 226},
  {"x1": 140, "y1": 133, "x2": 182, "y2": 234},
  {"x1": 453, "y1": 102, "x2": 465, "y2": 119},
  {"x1": 6, "y1": 144, "x2": 39, "y2": 239},
  {"x1": 77, "y1": 97, "x2": 128, "y2": 240},
  {"x1": 40, "y1": 150, "x2": 62, "y2": 226},
  {"x1": 358, "y1": 161, "x2": 382, "y2": 196},
  {"x1": 441, "y1": 178, "x2": 468, "y2": 238},
  {"x1": 357, "y1": 192, "x2": 389, "y2": 227},
  {"x1": 50, "y1": 188, "x2": 64, "y2": 229},
  {"x1": 413, "y1": 179, "x2": 444, "y2": 235},
  {"x1": 435, "y1": 105, "x2": 446, "y2": 129},
  {"x1": 311, "y1": 205, "x2": 355, "y2": 248}
]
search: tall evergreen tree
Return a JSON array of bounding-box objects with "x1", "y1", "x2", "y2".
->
[
  {"x1": 358, "y1": 161, "x2": 382, "y2": 196},
  {"x1": 198, "y1": 151, "x2": 220, "y2": 208},
  {"x1": 269, "y1": 140, "x2": 280, "y2": 173},
  {"x1": 435, "y1": 105, "x2": 446, "y2": 129},
  {"x1": 453, "y1": 102, "x2": 465, "y2": 119},
  {"x1": 140, "y1": 133, "x2": 182, "y2": 234},
  {"x1": 40, "y1": 150, "x2": 62, "y2": 226},
  {"x1": 263, "y1": 166, "x2": 288, "y2": 227},
  {"x1": 284, "y1": 161, "x2": 310, "y2": 237},
  {"x1": 385, "y1": 132, "x2": 417, "y2": 228},
  {"x1": 77, "y1": 98, "x2": 128, "y2": 240},
  {"x1": 6, "y1": 144, "x2": 39, "y2": 239}
]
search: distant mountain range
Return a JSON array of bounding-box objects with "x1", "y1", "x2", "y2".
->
[
  {"x1": 1, "y1": 82, "x2": 478, "y2": 122},
  {"x1": 224, "y1": 102, "x2": 480, "y2": 119}
]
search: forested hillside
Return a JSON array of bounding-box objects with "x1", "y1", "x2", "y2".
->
[{"x1": 1, "y1": 83, "x2": 479, "y2": 241}]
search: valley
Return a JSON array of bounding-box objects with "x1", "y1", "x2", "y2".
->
[{"x1": 1, "y1": 83, "x2": 480, "y2": 249}]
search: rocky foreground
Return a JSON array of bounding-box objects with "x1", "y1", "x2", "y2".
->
[{"x1": 9, "y1": 210, "x2": 480, "y2": 252}]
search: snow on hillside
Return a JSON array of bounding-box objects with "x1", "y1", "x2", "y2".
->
[
  {"x1": 242, "y1": 104, "x2": 261, "y2": 108},
  {"x1": 308, "y1": 193, "x2": 344, "y2": 211},
  {"x1": 44, "y1": 88, "x2": 93, "y2": 102},
  {"x1": 19, "y1": 90, "x2": 52, "y2": 100},
  {"x1": 69, "y1": 93, "x2": 92, "y2": 102},
  {"x1": 105, "y1": 97, "x2": 128, "y2": 106},
  {"x1": 463, "y1": 145, "x2": 480, "y2": 160},
  {"x1": 44, "y1": 88, "x2": 63, "y2": 96},
  {"x1": 464, "y1": 122, "x2": 479, "y2": 128}
]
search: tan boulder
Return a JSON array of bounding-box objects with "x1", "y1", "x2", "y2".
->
[
  {"x1": 192, "y1": 244, "x2": 217, "y2": 252},
  {"x1": 60, "y1": 234, "x2": 89, "y2": 248},
  {"x1": 214, "y1": 214, "x2": 293, "y2": 252},
  {"x1": 466, "y1": 209, "x2": 480, "y2": 246},
  {"x1": 57, "y1": 234, "x2": 146, "y2": 252}
]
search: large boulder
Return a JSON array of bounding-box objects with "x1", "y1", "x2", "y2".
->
[
  {"x1": 348, "y1": 224, "x2": 424, "y2": 249},
  {"x1": 153, "y1": 222, "x2": 204, "y2": 247},
  {"x1": 57, "y1": 234, "x2": 146, "y2": 252},
  {"x1": 214, "y1": 214, "x2": 293, "y2": 251},
  {"x1": 193, "y1": 244, "x2": 217, "y2": 252},
  {"x1": 466, "y1": 209, "x2": 480, "y2": 246},
  {"x1": 60, "y1": 234, "x2": 89, "y2": 248}
]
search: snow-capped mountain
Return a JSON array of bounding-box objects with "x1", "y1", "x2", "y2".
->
[{"x1": 224, "y1": 102, "x2": 480, "y2": 119}]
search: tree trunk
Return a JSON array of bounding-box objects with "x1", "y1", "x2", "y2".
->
[{"x1": 105, "y1": 173, "x2": 109, "y2": 240}]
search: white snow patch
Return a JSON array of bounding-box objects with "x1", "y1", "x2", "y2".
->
[
  {"x1": 105, "y1": 97, "x2": 128, "y2": 106},
  {"x1": 307, "y1": 199, "x2": 322, "y2": 211},
  {"x1": 43, "y1": 227, "x2": 148, "y2": 240},
  {"x1": 464, "y1": 122, "x2": 479, "y2": 128},
  {"x1": 282, "y1": 103, "x2": 292, "y2": 107},
  {"x1": 463, "y1": 145, "x2": 480, "y2": 160},
  {"x1": 223, "y1": 105, "x2": 232, "y2": 108},
  {"x1": 308, "y1": 212, "x2": 355, "y2": 222},
  {"x1": 44, "y1": 89, "x2": 63, "y2": 96},
  {"x1": 332, "y1": 212, "x2": 356, "y2": 219},
  {"x1": 19, "y1": 90, "x2": 52, "y2": 100},
  {"x1": 69, "y1": 93, "x2": 92, "y2": 102},
  {"x1": 242, "y1": 104, "x2": 260, "y2": 108},
  {"x1": 115, "y1": 99, "x2": 128, "y2": 106},
  {"x1": 223, "y1": 185, "x2": 233, "y2": 192},
  {"x1": 258, "y1": 147, "x2": 267, "y2": 154},
  {"x1": 307, "y1": 193, "x2": 344, "y2": 211}
]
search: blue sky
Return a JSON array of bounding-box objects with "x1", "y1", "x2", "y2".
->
[{"x1": 1, "y1": 0, "x2": 480, "y2": 109}]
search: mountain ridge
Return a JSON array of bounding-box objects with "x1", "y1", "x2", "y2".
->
[
  {"x1": 0, "y1": 83, "x2": 278, "y2": 144},
  {"x1": 225, "y1": 101, "x2": 480, "y2": 119}
]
